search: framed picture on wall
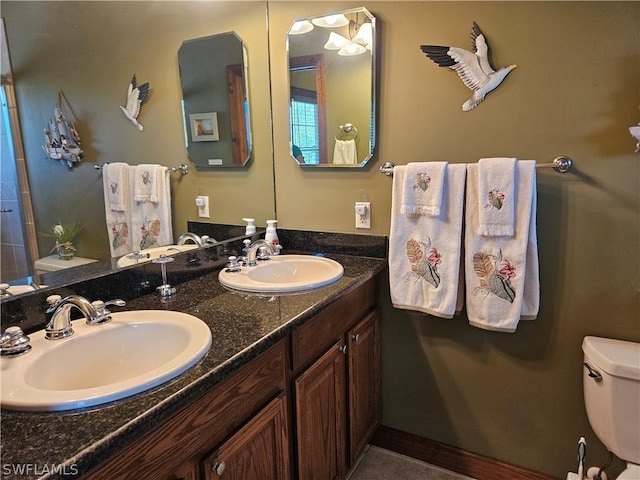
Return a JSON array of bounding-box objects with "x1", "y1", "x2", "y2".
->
[{"x1": 190, "y1": 112, "x2": 219, "y2": 142}]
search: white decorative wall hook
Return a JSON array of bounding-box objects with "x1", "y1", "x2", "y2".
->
[
  {"x1": 119, "y1": 74, "x2": 149, "y2": 131},
  {"x1": 420, "y1": 22, "x2": 517, "y2": 111}
]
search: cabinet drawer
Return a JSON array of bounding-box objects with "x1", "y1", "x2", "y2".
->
[
  {"x1": 291, "y1": 277, "x2": 376, "y2": 374},
  {"x1": 85, "y1": 340, "x2": 287, "y2": 480}
]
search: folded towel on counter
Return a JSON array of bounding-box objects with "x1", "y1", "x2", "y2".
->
[
  {"x1": 102, "y1": 163, "x2": 132, "y2": 257},
  {"x1": 400, "y1": 162, "x2": 448, "y2": 217},
  {"x1": 103, "y1": 162, "x2": 129, "y2": 212},
  {"x1": 133, "y1": 164, "x2": 164, "y2": 203},
  {"x1": 332, "y1": 139, "x2": 358, "y2": 164},
  {"x1": 389, "y1": 164, "x2": 467, "y2": 318},
  {"x1": 464, "y1": 161, "x2": 539, "y2": 332},
  {"x1": 477, "y1": 157, "x2": 516, "y2": 236},
  {"x1": 129, "y1": 166, "x2": 173, "y2": 251}
]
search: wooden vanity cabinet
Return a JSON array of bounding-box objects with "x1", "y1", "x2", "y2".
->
[
  {"x1": 84, "y1": 340, "x2": 288, "y2": 480},
  {"x1": 292, "y1": 277, "x2": 381, "y2": 479}
]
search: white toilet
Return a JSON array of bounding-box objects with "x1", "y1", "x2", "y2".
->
[{"x1": 582, "y1": 336, "x2": 640, "y2": 479}]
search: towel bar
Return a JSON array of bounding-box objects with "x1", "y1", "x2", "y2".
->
[
  {"x1": 95, "y1": 163, "x2": 189, "y2": 175},
  {"x1": 379, "y1": 156, "x2": 573, "y2": 177}
]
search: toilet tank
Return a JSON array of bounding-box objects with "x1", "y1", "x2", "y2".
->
[{"x1": 582, "y1": 336, "x2": 640, "y2": 464}]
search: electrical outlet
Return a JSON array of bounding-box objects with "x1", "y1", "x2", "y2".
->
[
  {"x1": 355, "y1": 201, "x2": 371, "y2": 229},
  {"x1": 196, "y1": 196, "x2": 210, "y2": 218}
]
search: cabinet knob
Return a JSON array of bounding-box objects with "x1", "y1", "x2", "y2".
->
[
  {"x1": 211, "y1": 461, "x2": 226, "y2": 476},
  {"x1": 352, "y1": 333, "x2": 361, "y2": 343},
  {"x1": 340, "y1": 345, "x2": 348, "y2": 354}
]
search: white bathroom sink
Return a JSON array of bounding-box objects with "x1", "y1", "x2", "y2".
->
[
  {"x1": 0, "y1": 310, "x2": 212, "y2": 411},
  {"x1": 116, "y1": 244, "x2": 199, "y2": 268},
  {"x1": 218, "y1": 254, "x2": 344, "y2": 293}
]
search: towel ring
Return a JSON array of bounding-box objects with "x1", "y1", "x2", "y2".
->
[{"x1": 335, "y1": 123, "x2": 359, "y2": 141}]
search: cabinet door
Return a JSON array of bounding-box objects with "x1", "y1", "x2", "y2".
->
[
  {"x1": 295, "y1": 341, "x2": 347, "y2": 480},
  {"x1": 347, "y1": 309, "x2": 381, "y2": 466},
  {"x1": 203, "y1": 394, "x2": 290, "y2": 480}
]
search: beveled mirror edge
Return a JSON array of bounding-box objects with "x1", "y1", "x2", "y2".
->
[{"x1": 286, "y1": 6, "x2": 377, "y2": 169}]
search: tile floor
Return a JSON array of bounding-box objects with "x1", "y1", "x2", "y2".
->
[{"x1": 348, "y1": 446, "x2": 476, "y2": 480}]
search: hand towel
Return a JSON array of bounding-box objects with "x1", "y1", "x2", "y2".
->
[
  {"x1": 389, "y1": 164, "x2": 466, "y2": 318},
  {"x1": 401, "y1": 162, "x2": 448, "y2": 217},
  {"x1": 103, "y1": 162, "x2": 128, "y2": 212},
  {"x1": 129, "y1": 166, "x2": 173, "y2": 251},
  {"x1": 102, "y1": 163, "x2": 133, "y2": 257},
  {"x1": 332, "y1": 139, "x2": 358, "y2": 164},
  {"x1": 465, "y1": 161, "x2": 539, "y2": 332},
  {"x1": 477, "y1": 157, "x2": 516, "y2": 236},
  {"x1": 133, "y1": 164, "x2": 162, "y2": 203}
]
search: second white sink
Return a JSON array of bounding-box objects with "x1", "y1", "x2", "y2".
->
[{"x1": 218, "y1": 254, "x2": 343, "y2": 293}]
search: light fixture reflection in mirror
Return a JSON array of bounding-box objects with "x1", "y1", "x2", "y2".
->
[
  {"x1": 178, "y1": 32, "x2": 252, "y2": 170},
  {"x1": 286, "y1": 7, "x2": 377, "y2": 168}
]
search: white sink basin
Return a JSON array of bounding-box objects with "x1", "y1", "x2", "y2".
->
[
  {"x1": 218, "y1": 255, "x2": 344, "y2": 293},
  {"x1": 0, "y1": 310, "x2": 212, "y2": 411},
  {"x1": 116, "y1": 244, "x2": 199, "y2": 268}
]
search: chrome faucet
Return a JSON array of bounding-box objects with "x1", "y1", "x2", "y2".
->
[
  {"x1": 45, "y1": 294, "x2": 100, "y2": 340},
  {"x1": 176, "y1": 232, "x2": 204, "y2": 246},
  {"x1": 244, "y1": 240, "x2": 277, "y2": 267}
]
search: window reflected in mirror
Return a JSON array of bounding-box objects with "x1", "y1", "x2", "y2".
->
[{"x1": 287, "y1": 7, "x2": 376, "y2": 168}]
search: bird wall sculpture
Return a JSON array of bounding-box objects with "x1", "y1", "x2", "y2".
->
[
  {"x1": 421, "y1": 22, "x2": 517, "y2": 111},
  {"x1": 119, "y1": 74, "x2": 149, "y2": 131}
]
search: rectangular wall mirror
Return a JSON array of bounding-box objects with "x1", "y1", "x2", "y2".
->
[
  {"x1": 287, "y1": 7, "x2": 377, "y2": 168},
  {"x1": 179, "y1": 32, "x2": 252, "y2": 169}
]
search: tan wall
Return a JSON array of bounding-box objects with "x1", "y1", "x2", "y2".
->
[
  {"x1": 3, "y1": 1, "x2": 639, "y2": 478},
  {"x1": 270, "y1": 1, "x2": 639, "y2": 478},
  {"x1": 3, "y1": 1, "x2": 275, "y2": 260}
]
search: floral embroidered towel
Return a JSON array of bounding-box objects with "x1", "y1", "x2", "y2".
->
[
  {"x1": 103, "y1": 162, "x2": 129, "y2": 212},
  {"x1": 389, "y1": 164, "x2": 466, "y2": 318},
  {"x1": 400, "y1": 162, "x2": 448, "y2": 217},
  {"x1": 129, "y1": 166, "x2": 173, "y2": 251},
  {"x1": 477, "y1": 157, "x2": 516, "y2": 236},
  {"x1": 464, "y1": 161, "x2": 539, "y2": 332},
  {"x1": 102, "y1": 163, "x2": 132, "y2": 257},
  {"x1": 133, "y1": 164, "x2": 163, "y2": 203}
]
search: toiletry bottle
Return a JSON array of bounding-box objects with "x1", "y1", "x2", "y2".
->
[
  {"x1": 265, "y1": 220, "x2": 280, "y2": 255},
  {"x1": 242, "y1": 218, "x2": 256, "y2": 236}
]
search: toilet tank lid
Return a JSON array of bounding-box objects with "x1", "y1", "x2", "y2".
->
[{"x1": 582, "y1": 336, "x2": 640, "y2": 381}]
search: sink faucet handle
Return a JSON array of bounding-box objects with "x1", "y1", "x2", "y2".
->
[
  {"x1": 90, "y1": 299, "x2": 126, "y2": 325},
  {"x1": 1, "y1": 326, "x2": 31, "y2": 356},
  {"x1": 225, "y1": 256, "x2": 241, "y2": 272}
]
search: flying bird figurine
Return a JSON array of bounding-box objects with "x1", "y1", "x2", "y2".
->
[
  {"x1": 119, "y1": 74, "x2": 149, "y2": 131},
  {"x1": 420, "y1": 22, "x2": 517, "y2": 111}
]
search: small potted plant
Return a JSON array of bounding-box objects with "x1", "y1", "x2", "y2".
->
[{"x1": 48, "y1": 221, "x2": 83, "y2": 260}]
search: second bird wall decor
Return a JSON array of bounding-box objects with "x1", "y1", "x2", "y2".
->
[{"x1": 420, "y1": 22, "x2": 517, "y2": 111}]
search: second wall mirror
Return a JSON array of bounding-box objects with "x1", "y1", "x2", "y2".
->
[
  {"x1": 179, "y1": 32, "x2": 252, "y2": 170},
  {"x1": 287, "y1": 7, "x2": 377, "y2": 168}
]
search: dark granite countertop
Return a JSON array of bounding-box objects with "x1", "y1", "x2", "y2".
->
[{"x1": 0, "y1": 251, "x2": 386, "y2": 480}]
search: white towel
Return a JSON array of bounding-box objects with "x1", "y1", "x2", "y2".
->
[
  {"x1": 400, "y1": 162, "x2": 448, "y2": 217},
  {"x1": 477, "y1": 157, "x2": 516, "y2": 236},
  {"x1": 103, "y1": 162, "x2": 128, "y2": 212},
  {"x1": 332, "y1": 139, "x2": 358, "y2": 164},
  {"x1": 102, "y1": 163, "x2": 133, "y2": 257},
  {"x1": 129, "y1": 166, "x2": 173, "y2": 251},
  {"x1": 465, "y1": 161, "x2": 539, "y2": 332},
  {"x1": 133, "y1": 164, "x2": 162, "y2": 203},
  {"x1": 389, "y1": 164, "x2": 466, "y2": 318}
]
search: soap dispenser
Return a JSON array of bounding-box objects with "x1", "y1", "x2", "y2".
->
[
  {"x1": 265, "y1": 220, "x2": 280, "y2": 255},
  {"x1": 242, "y1": 218, "x2": 256, "y2": 235}
]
